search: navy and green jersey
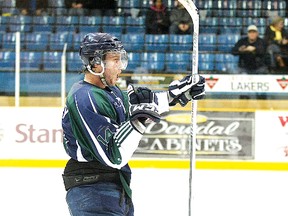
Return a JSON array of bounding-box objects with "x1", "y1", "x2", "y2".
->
[{"x1": 62, "y1": 80, "x2": 145, "y2": 196}]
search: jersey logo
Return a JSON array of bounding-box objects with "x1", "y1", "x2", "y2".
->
[{"x1": 97, "y1": 127, "x2": 113, "y2": 146}]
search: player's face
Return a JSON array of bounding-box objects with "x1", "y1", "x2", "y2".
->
[{"x1": 103, "y1": 52, "x2": 127, "y2": 86}]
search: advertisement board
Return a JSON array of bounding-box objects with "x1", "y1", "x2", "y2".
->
[
  {"x1": 118, "y1": 74, "x2": 288, "y2": 93},
  {"x1": 136, "y1": 110, "x2": 255, "y2": 159},
  {"x1": 0, "y1": 107, "x2": 67, "y2": 160},
  {"x1": 0, "y1": 107, "x2": 256, "y2": 160},
  {"x1": 255, "y1": 111, "x2": 288, "y2": 161}
]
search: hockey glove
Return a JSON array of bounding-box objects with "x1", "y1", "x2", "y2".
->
[
  {"x1": 127, "y1": 84, "x2": 161, "y2": 125},
  {"x1": 168, "y1": 75, "x2": 206, "y2": 107}
]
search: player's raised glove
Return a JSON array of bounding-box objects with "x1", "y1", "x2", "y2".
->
[
  {"x1": 168, "y1": 75, "x2": 205, "y2": 107},
  {"x1": 127, "y1": 84, "x2": 161, "y2": 125}
]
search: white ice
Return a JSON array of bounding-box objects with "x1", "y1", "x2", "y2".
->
[{"x1": 0, "y1": 168, "x2": 287, "y2": 216}]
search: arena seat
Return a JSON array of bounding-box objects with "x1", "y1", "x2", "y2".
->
[
  {"x1": 121, "y1": 34, "x2": 145, "y2": 52},
  {"x1": 0, "y1": 51, "x2": 15, "y2": 71},
  {"x1": 78, "y1": 16, "x2": 102, "y2": 33},
  {"x1": 66, "y1": 52, "x2": 82, "y2": 72},
  {"x1": 20, "y1": 51, "x2": 43, "y2": 71},
  {"x1": 125, "y1": 16, "x2": 145, "y2": 34},
  {"x1": 43, "y1": 51, "x2": 62, "y2": 71},
  {"x1": 215, "y1": 54, "x2": 238, "y2": 73},
  {"x1": 2, "y1": 32, "x2": 25, "y2": 50},
  {"x1": 212, "y1": 6, "x2": 237, "y2": 17},
  {"x1": 25, "y1": 33, "x2": 49, "y2": 51},
  {"x1": 102, "y1": 16, "x2": 125, "y2": 26},
  {"x1": 141, "y1": 52, "x2": 165, "y2": 71},
  {"x1": 199, "y1": 53, "x2": 215, "y2": 71},
  {"x1": 8, "y1": 15, "x2": 32, "y2": 32},
  {"x1": 126, "y1": 52, "x2": 141, "y2": 71},
  {"x1": 219, "y1": 27, "x2": 241, "y2": 35},
  {"x1": 218, "y1": 17, "x2": 242, "y2": 27},
  {"x1": 199, "y1": 34, "x2": 217, "y2": 51},
  {"x1": 73, "y1": 33, "x2": 87, "y2": 50},
  {"x1": 145, "y1": 34, "x2": 169, "y2": 52},
  {"x1": 217, "y1": 34, "x2": 241, "y2": 52},
  {"x1": 169, "y1": 34, "x2": 192, "y2": 51},
  {"x1": 102, "y1": 26, "x2": 124, "y2": 35},
  {"x1": 49, "y1": 32, "x2": 74, "y2": 51},
  {"x1": 78, "y1": 25, "x2": 101, "y2": 34},
  {"x1": 32, "y1": 16, "x2": 55, "y2": 32},
  {"x1": 165, "y1": 52, "x2": 191, "y2": 72},
  {"x1": 48, "y1": 0, "x2": 67, "y2": 15},
  {"x1": 200, "y1": 17, "x2": 218, "y2": 34}
]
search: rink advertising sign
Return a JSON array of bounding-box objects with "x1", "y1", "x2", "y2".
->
[
  {"x1": 205, "y1": 75, "x2": 288, "y2": 93},
  {"x1": 0, "y1": 107, "x2": 67, "y2": 160},
  {"x1": 135, "y1": 111, "x2": 255, "y2": 159},
  {"x1": 118, "y1": 74, "x2": 288, "y2": 93}
]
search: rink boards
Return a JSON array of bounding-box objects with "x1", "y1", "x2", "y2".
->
[{"x1": 0, "y1": 98, "x2": 287, "y2": 170}]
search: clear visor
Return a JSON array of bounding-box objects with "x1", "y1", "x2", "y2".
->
[{"x1": 102, "y1": 50, "x2": 128, "y2": 70}]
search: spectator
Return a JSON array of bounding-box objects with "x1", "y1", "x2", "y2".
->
[
  {"x1": 87, "y1": 0, "x2": 117, "y2": 16},
  {"x1": 264, "y1": 16, "x2": 288, "y2": 71},
  {"x1": 64, "y1": 0, "x2": 88, "y2": 16},
  {"x1": 231, "y1": 25, "x2": 268, "y2": 74},
  {"x1": 169, "y1": 0, "x2": 193, "y2": 34},
  {"x1": 16, "y1": 0, "x2": 48, "y2": 16},
  {"x1": 145, "y1": 0, "x2": 170, "y2": 34}
]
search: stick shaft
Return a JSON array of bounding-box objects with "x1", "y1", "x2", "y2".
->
[{"x1": 177, "y1": 1, "x2": 199, "y2": 216}]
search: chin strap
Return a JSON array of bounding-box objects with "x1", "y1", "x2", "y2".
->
[{"x1": 86, "y1": 62, "x2": 109, "y2": 87}]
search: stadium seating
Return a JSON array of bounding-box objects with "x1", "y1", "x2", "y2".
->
[
  {"x1": 20, "y1": 51, "x2": 43, "y2": 71},
  {"x1": 199, "y1": 53, "x2": 215, "y2": 71},
  {"x1": 0, "y1": 51, "x2": 16, "y2": 71},
  {"x1": 217, "y1": 34, "x2": 241, "y2": 52},
  {"x1": 43, "y1": 51, "x2": 62, "y2": 71},
  {"x1": 141, "y1": 52, "x2": 165, "y2": 71},
  {"x1": 169, "y1": 34, "x2": 192, "y2": 51},
  {"x1": 49, "y1": 32, "x2": 74, "y2": 51},
  {"x1": 78, "y1": 16, "x2": 102, "y2": 33},
  {"x1": 25, "y1": 33, "x2": 49, "y2": 51},
  {"x1": 32, "y1": 16, "x2": 55, "y2": 32},
  {"x1": 199, "y1": 34, "x2": 217, "y2": 51},
  {"x1": 54, "y1": 16, "x2": 79, "y2": 32},
  {"x1": 8, "y1": 16, "x2": 32, "y2": 32},
  {"x1": 0, "y1": 0, "x2": 286, "y2": 77},
  {"x1": 165, "y1": 52, "x2": 191, "y2": 72},
  {"x1": 2, "y1": 32, "x2": 25, "y2": 50},
  {"x1": 73, "y1": 33, "x2": 87, "y2": 50},
  {"x1": 212, "y1": 0, "x2": 237, "y2": 17},
  {"x1": 145, "y1": 34, "x2": 169, "y2": 52},
  {"x1": 215, "y1": 53, "x2": 238, "y2": 73},
  {"x1": 125, "y1": 16, "x2": 145, "y2": 33},
  {"x1": 66, "y1": 52, "x2": 83, "y2": 72},
  {"x1": 121, "y1": 34, "x2": 145, "y2": 52},
  {"x1": 0, "y1": 16, "x2": 8, "y2": 32},
  {"x1": 101, "y1": 16, "x2": 124, "y2": 35},
  {"x1": 126, "y1": 52, "x2": 141, "y2": 71}
]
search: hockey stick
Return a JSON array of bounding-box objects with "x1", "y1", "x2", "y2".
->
[{"x1": 177, "y1": 1, "x2": 199, "y2": 216}]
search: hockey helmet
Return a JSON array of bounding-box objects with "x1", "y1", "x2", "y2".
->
[{"x1": 79, "y1": 33, "x2": 128, "y2": 70}]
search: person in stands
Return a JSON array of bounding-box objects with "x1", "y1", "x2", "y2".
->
[
  {"x1": 264, "y1": 16, "x2": 288, "y2": 72},
  {"x1": 145, "y1": 0, "x2": 170, "y2": 34},
  {"x1": 232, "y1": 25, "x2": 268, "y2": 74},
  {"x1": 169, "y1": 0, "x2": 193, "y2": 34}
]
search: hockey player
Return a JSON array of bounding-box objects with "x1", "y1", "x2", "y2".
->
[{"x1": 61, "y1": 32, "x2": 205, "y2": 215}]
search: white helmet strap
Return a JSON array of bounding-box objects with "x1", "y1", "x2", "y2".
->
[{"x1": 86, "y1": 62, "x2": 108, "y2": 86}]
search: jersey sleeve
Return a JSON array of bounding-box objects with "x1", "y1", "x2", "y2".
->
[{"x1": 62, "y1": 88, "x2": 145, "y2": 169}]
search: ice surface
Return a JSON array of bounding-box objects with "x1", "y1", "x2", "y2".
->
[{"x1": 0, "y1": 168, "x2": 287, "y2": 216}]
